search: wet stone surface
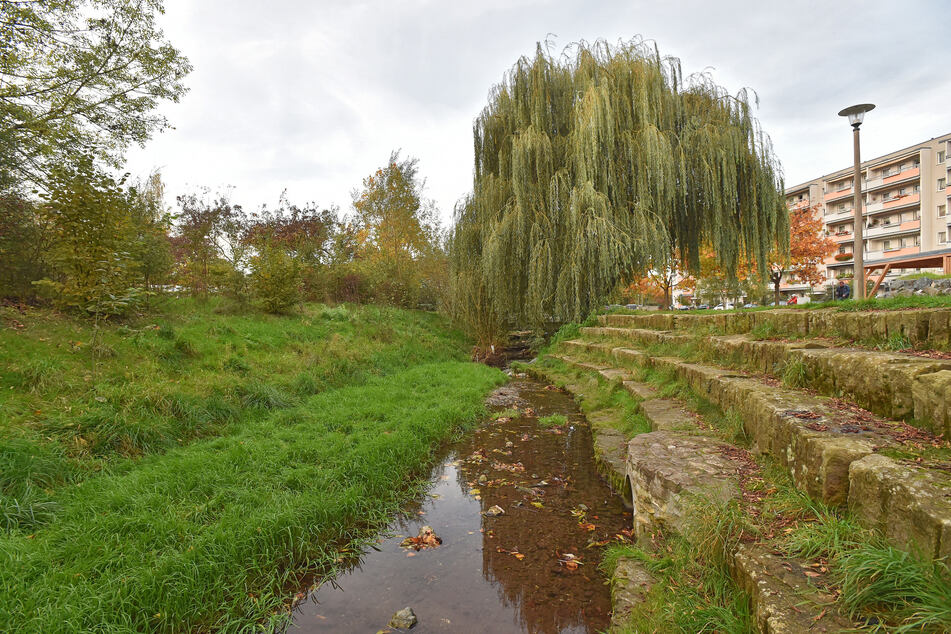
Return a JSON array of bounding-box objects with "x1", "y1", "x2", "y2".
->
[{"x1": 289, "y1": 379, "x2": 631, "y2": 633}]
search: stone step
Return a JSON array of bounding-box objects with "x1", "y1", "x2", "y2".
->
[
  {"x1": 626, "y1": 430, "x2": 741, "y2": 537},
  {"x1": 610, "y1": 557, "x2": 654, "y2": 628},
  {"x1": 849, "y1": 454, "x2": 951, "y2": 560},
  {"x1": 535, "y1": 354, "x2": 860, "y2": 631},
  {"x1": 622, "y1": 380, "x2": 655, "y2": 400},
  {"x1": 638, "y1": 398, "x2": 696, "y2": 432},
  {"x1": 582, "y1": 326, "x2": 951, "y2": 440},
  {"x1": 556, "y1": 348, "x2": 951, "y2": 561},
  {"x1": 626, "y1": 430, "x2": 856, "y2": 631},
  {"x1": 731, "y1": 543, "x2": 853, "y2": 633},
  {"x1": 598, "y1": 307, "x2": 951, "y2": 350}
]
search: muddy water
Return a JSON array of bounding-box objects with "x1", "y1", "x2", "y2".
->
[{"x1": 289, "y1": 379, "x2": 630, "y2": 633}]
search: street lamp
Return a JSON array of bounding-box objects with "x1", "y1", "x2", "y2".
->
[{"x1": 838, "y1": 103, "x2": 875, "y2": 299}]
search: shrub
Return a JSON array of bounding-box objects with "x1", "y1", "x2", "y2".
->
[{"x1": 250, "y1": 243, "x2": 301, "y2": 313}]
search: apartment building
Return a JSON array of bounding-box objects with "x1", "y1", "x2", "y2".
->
[{"x1": 784, "y1": 132, "x2": 951, "y2": 294}]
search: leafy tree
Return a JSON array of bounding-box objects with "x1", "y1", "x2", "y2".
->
[
  {"x1": 32, "y1": 158, "x2": 140, "y2": 316},
  {"x1": 0, "y1": 194, "x2": 50, "y2": 298},
  {"x1": 0, "y1": 0, "x2": 191, "y2": 190},
  {"x1": 768, "y1": 203, "x2": 836, "y2": 305},
  {"x1": 249, "y1": 241, "x2": 301, "y2": 313},
  {"x1": 449, "y1": 39, "x2": 787, "y2": 332},
  {"x1": 350, "y1": 151, "x2": 443, "y2": 306},
  {"x1": 173, "y1": 190, "x2": 246, "y2": 300},
  {"x1": 622, "y1": 252, "x2": 693, "y2": 308},
  {"x1": 246, "y1": 193, "x2": 338, "y2": 300},
  {"x1": 126, "y1": 171, "x2": 173, "y2": 295}
]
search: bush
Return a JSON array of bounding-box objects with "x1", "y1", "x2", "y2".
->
[{"x1": 250, "y1": 243, "x2": 301, "y2": 313}]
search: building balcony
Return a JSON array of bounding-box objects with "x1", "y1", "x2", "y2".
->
[
  {"x1": 865, "y1": 199, "x2": 884, "y2": 213},
  {"x1": 883, "y1": 167, "x2": 920, "y2": 185},
  {"x1": 786, "y1": 199, "x2": 811, "y2": 210},
  {"x1": 865, "y1": 220, "x2": 919, "y2": 239},
  {"x1": 883, "y1": 192, "x2": 920, "y2": 209},
  {"x1": 866, "y1": 246, "x2": 920, "y2": 262},
  {"x1": 832, "y1": 231, "x2": 854, "y2": 243},
  {"x1": 824, "y1": 187, "x2": 853, "y2": 203},
  {"x1": 824, "y1": 208, "x2": 855, "y2": 223}
]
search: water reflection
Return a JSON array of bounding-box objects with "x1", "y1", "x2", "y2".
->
[{"x1": 289, "y1": 380, "x2": 629, "y2": 633}]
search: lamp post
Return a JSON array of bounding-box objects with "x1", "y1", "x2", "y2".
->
[{"x1": 837, "y1": 103, "x2": 875, "y2": 300}]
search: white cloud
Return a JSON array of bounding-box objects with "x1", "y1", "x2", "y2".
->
[{"x1": 125, "y1": 0, "x2": 950, "y2": 221}]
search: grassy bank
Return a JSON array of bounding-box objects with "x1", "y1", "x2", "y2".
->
[{"x1": 0, "y1": 299, "x2": 504, "y2": 631}]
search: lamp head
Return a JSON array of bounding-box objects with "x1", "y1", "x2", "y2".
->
[{"x1": 838, "y1": 103, "x2": 876, "y2": 128}]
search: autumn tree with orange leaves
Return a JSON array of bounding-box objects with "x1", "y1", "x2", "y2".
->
[{"x1": 768, "y1": 204, "x2": 835, "y2": 305}]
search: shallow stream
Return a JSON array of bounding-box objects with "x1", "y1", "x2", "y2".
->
[{"x1": 289, "y1": 378, "x2": 630, "y2": 633}]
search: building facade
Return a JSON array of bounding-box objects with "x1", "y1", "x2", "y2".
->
[{"x1": 784, "y1": 132, "x2": 951, "y2": 295}]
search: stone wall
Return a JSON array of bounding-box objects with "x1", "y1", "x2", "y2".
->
[{"x1": 601, "y1": 307, "x2": 951, "y2": 349}]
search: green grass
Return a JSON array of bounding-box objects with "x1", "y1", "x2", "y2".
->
[
  {"x1": 784, "y1": 501, "x2": 951, "y2": 632},
  {"x1": 897, "y1": 272, "x2": 951, "y2": 281},
  {"x1": 0, "y1": 298, "x2": 506, "y2": 631},
  {"x1": 537, "y1": 413, "x2": 567, "y2": 427},
  {"x1": 0, "y1": 298, "x2": 470, "y2": 498},
  {"x1": 603, "y1": 498, "x2": 754, "y2": 634},
  {"x1": 613, "y1": 294, "x2": 951, "y2": 316}
]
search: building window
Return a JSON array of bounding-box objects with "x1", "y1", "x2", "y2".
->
[
  {"x1": 939, "y1": 150, "x2": 946, "y2": 164},
  {"x1": 940, "y1": 178, "x2": 947, "y2": 190},
  {"x1": 838, "y1": 245, "x2": 847, "y2": 255},
  {"x1": 940, "y1": 204, "x2": 947, "y2": 217},
  {"x1": 940, "y1": 232, "x2": 947, "y2": 244},
  {"x1": 884, "y1": 240, "x2": 893, "y2": 251}
]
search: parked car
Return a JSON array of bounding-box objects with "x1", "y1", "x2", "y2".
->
[
  {"x1": 697, "y1": 304, "x2": 711, "y2": 310},
  {"x1": 742, "y1": 303, "x2": 757, "y2": 309},
  {"x1": 713, "y1": 303, "x2": 734, "y2": 311}
]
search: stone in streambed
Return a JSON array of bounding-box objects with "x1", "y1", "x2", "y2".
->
[{"x1": 388, "y1": 607, "x2": 417, "y2": 629}]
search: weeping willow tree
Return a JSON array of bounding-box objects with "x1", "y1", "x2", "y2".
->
[{"x1": 447, "y1": 39, "x2": 788, "y2": 343}]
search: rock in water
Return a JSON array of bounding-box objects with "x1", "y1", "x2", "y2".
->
[{"x1": 388, "y1": 607, "x2": 418, "y2": 629}]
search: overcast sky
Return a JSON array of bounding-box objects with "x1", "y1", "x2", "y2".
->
[{"x1": 125, "y1": 0, "x2": 950, "y2": 223}]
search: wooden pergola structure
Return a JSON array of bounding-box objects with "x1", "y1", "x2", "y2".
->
[{"x1": 865, "y1": 247, "x2": 951, "y2": 297}]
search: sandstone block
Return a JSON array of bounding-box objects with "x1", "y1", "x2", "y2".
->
[
  {"x1": 732, "y1": 543, "x2": 853, "y2": 633},
  {"x1": 626, "y1": 431, "x2": 740, "y2": 535},
  {"x1": 849, "y1": 454, "x2": 951, "y2": 560},
  {"x1": 610, "y1": 557, "x2": 654, "y2": 628},
  {"x1": 638, "y1": 398, "x2": 695, "y2": 432}
]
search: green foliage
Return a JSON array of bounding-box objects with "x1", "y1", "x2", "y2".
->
[
  {"x1": 0, "y1": 194, "x2": 50, "y2": 298},
  {"x1": 32, "y1": 160, "x2": 144, "y2": 316},
  {"x1": 538, "y1": 413, "x2": 567, "y2": 427},
  {"x1": 0, "y1": 0, "x2": 191, "y2": 189},
  {"x1": 610, "y1": 499, "x2": 754, "y2": 633},
  {"x1": 780, "y1": 359, "x2": 808, "y2": 388},
  {"x1": 878, "y1": 332, "x2": 911, "y2": 351},
  {"x1": 250, "y1": 242, "x2": 302, "y2": 313},
  {"x1": 784, "y1": 503, "x2": 951, "y2": 632},
  {"x1": 346, "y1": 151, "x2": 447, "y2": 308},
  {"x1": 449, "y1": 39, "x2": 787, "y2": 336}
]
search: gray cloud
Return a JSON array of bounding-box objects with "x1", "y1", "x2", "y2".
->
[{"x1": 126, "y1": 0, "x2": 950, "y2": 219}]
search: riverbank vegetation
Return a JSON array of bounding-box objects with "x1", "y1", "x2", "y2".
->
[{"x1": 0, "y1": 299, "x2": 504, "y2": 630}]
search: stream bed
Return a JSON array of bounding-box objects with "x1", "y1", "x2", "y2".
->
[{"x1": 289, "y1": 378, "x2": 631, "y2": 633}]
